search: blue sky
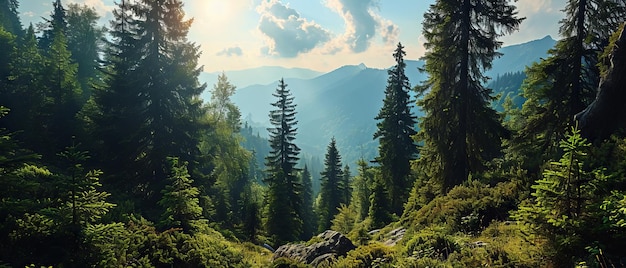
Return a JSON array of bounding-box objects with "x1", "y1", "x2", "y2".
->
[{"x1": 18, "y1": 0, "x2": 565, "y2": 72}]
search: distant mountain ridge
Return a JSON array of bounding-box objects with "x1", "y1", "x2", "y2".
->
[
  {"x1": 200, "y1": 66, "x2": 322, "y2": 91},
  {"x1": 199, "y1": 36, "x2": 557, "y2": 167}
]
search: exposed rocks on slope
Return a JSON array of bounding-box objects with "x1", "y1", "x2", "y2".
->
[{"x1": 272, "y1": 230, "x2": 356, "y2": 266}]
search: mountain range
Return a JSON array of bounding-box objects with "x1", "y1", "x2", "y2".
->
[{"x1": 199, "y1": 35, "x2": 557, "y2": 168}]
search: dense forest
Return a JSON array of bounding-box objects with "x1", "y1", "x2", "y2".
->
[{"x1": 1, "y1": 0, "x2": 626, "y2": 267}]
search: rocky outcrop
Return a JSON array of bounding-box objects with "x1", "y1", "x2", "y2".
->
[
  {"x1": 272, "y1": 230, "x2": 356, "y2": 266},
  {"x1": 576, "y1": 24, "x2": 626, "y2": 140}
]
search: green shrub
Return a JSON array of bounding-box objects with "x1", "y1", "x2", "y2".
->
[{"x1": 332, "y1": 243, "x2": 394, "y2": 268}]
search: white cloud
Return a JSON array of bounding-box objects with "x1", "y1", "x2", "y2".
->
[
  {"x1": 217, "y1": 46, "x2": 244, "y2": 57},
  {"x1": 256, "y1": 0, "x2": 332, "y2": 58},
  {"x1": 324, "y1": 0, "x2": 401, "y2": 53}
]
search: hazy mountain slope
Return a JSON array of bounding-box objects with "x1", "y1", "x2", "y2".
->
[{"x1": 203, "y1": 36, "x2": 557, "y2": 167}]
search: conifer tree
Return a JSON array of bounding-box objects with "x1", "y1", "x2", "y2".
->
[
  {"x1": 66, "y1": 4, "x2": 105, "y2": 98},
  {"x1": 1, "y1": 25, "x2": 46, "y2": 139},
  {"x1": 369, "y1": 174, "x2": 391, "y2": 229},
  {"x1": 374, "y1": 42, "x2": 417, "y2": 214},
  {"x1": 158, "y1": 157, "x2": 203, "y2": 233},
  {"x1": 351, "y1": 159, "x2": 373, "y2": 221},
  {"x1": 514, "y1": 0, "x2": 626, "y2": 168},
  {"x1": 341, "y1": 165, "x2": 352, "y2": 206},
  {"x1": 300, "y1": 165, "x2": 316, "y2": 240},
  {"x1": 0, "y1": 0, "x2": 22, "y2": 36},
  {"x1": 416, "y1": 0, "x2": 523, "y2": 192},
  {"x1": 89, "y1": 0, "x2": 205, "y2": 213},
  {"x1": 318, "y1": 137, "x2": 344, "y2": 232},
  {"x1": 39, "y1": 0, "x2": 67, "y2": 51},
  {"x1": 514, "y1": 127, "x2": 608, "y2": 266},
  {"x1": 264, "y1": 78, "x2": 302, "y2": 245},
  {"x1": 41, "y1": 30, "x2": 82, "y2": 157}
]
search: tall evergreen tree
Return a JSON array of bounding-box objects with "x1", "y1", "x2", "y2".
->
[
  {"x1": 39, "y1": 0, "x2": 67, "y2": 51},
  {"x1": 373, "y1": 42, "x2": 417, "y2": 214},
  {"x1": 513, "y1": 0, "x2": 626, "y2": 169},
  {"x1": 89, "y1": 0, "x2": 205, "y2": 215},
  {"x1": 351, "y1": 159, "x2": 373, "y2": 221},
  {"x1": 66, "y1": 4, "x2": 105, "y2": 98},
  {"x1": 318, "y1": 137, "x2": 344, "y2": 232},
  {"x1": 264, "y1": 78, "x2": 302, "y2": 245},
  {"x1": 0, "y1": 0, "x2": 22, "y2": 36},
  {"x1": 369, "y1": 174, "x2": 391, "y2": 229},
  {"x1": 340, "y1": 164, "x2": 352, "y2": 206},
  {"x1": 300, "y1": 165, "x2": 316, "y2": 240},
  {"x1": 40, "y1": 30, "x2": 82, "y2": 158},
  {"x1": 416, "y1": 0, "x2": 523, "y2": 192}
]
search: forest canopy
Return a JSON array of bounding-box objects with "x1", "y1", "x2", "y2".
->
[{"x1": 1, "y1": 0, "x2": 626, "y2": 267}]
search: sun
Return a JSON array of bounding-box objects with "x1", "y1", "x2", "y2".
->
[{"x1": 205, "y1": 0, "x2": 232, "y2": 21}]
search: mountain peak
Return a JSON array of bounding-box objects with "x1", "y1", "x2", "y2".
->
[{"x1": 357, "y1": 63, "x2": 367, "y2": 70}]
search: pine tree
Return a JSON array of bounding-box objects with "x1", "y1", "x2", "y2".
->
[
  {"x1": 514, "y1": 0, "x2": 626, "y2": 168},
  {"x1": 318, "y1": 137, "x2": 344, "y2": 232},
  {"x1": 373, "y1": 42, "x2": 417, "y2": 214},
  {"x1": 264, "y1": 78, "x2": 302, "y2": 245},
  {"x1": 300, "y1": 165, "x2": 316, "y2": 240},
  {"x1": 158, "y1": 157, "x2": 203, "y2": 233},
  {"x1": 416, "y1": 0, "x2": 523, "y2": 192}
]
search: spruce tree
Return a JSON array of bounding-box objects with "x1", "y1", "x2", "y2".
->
[
  {"x1": 0, "y1": 0, "x2": 22, "y2": 36},
  {"x1": 341, "y1": 164, "x2": 352, "y2": 206},
  {"x1": 264, "y1": 78, "x2": 302, "y2": 245},
  {"x1": 373, "y1": 42, "x2": 417, "y2": 214},
  {"x1": 158, "y1": 157, "x2": 203, "y2": 233},
  {"x1": 39, "y1": 0, "x2": 67, "y2": 51},
  {"x1": 318, "y1": 137, "x2": 343, "y2": 232},
  {"x1": 300, "y1": 165, "x2": 316, "y2": 240},
  {"x1": 40, "y1": 30, "x2": 82, "y2": 157},
  {"x1": 514, "y1": 0, "x2": 626, "y2": 168},
  {"x1": 66, "y1": 4, "x2": 105, "y2": 98},
  {"x1": 416, "y1": 0, "x2": 523, "y2": 192},
  {"x1": 369, "y1": 174, "x2": 391, "y2": 229},
  {"x1": 89, "y1": 0, "x2": 205, "y2": 214}
]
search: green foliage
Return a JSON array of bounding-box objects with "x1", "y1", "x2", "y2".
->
[
  {"x1": 514, "y1": 127, "x2": 612, "y2": 266},
  {"x1": 373, "y1": 43, "x2": 417, "y2": 215},
  {"x1": 331, "y1": 204, "x2": 358, "y2": 235},
  {"x1": 318, "y1": 137, "x2": 344, "y2": 232},
  {"x1": 332, "y1": 243, "x2": 394, "y2": 268},
  {"x1": 512, "y1": 0, "x2": 626, "y2": 171},
  {"x1": 0, "y1": 0, "x2": 22, "y2": 36},
  {"x1": 300, "y1": 165, "x2": 317, "y2": 240},
  {"x1": 368, "y1": 174, "x2": 392, "y2": 229},
  {"x1": 415, "y1": 0, "x2": 522, "y2": 192},
  {"x1": 402, "y1": 226, "x2": 459, "y2": 261},
  {"x1": 159, "y1": 157, "x2": 203, "y2": 233},
  {"x1": 401, "y1": 179, "x2": 520, "y2": 234},
  {"x1": 264, "y1": 79, "x2": 303, "y2": 245}
]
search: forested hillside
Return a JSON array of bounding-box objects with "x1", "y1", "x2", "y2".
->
[{"x1": 1, "y1": 0, "x2": 626, "y2": 267}]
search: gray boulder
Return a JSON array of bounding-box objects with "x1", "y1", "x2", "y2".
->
[{"x1": 272, "y1": 230, "x2": 356, "y2": 266}]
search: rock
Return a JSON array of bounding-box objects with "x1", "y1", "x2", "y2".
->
[
  {"x1": 272, "y1": 230, "x2": 356, "y2": 266},
  {"x1": 383, "y1": 227, "x2": 406, "y2": 246},
  {"x1": 575, "y1": 24, "x2": 626, "y2": 140}
]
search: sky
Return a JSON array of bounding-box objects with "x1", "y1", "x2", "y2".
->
[{"x1": 18, "y1": 0, "x2": 565, "y2": 73}]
